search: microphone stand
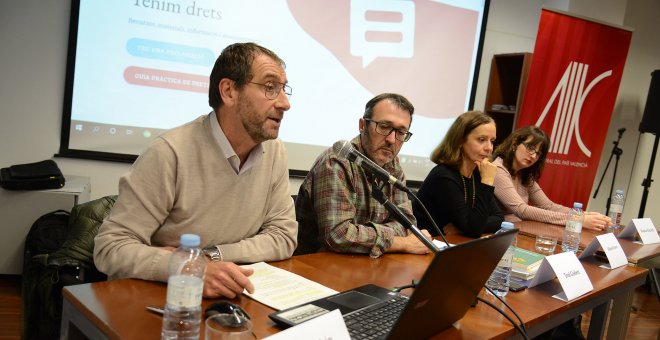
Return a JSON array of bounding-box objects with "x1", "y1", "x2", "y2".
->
[
  {"x1": 407, "y1": 193, "x2": 451, "y2": 248},
  {"x1": 370, "y1": 183, "x2": 441, "y2": 253},
  {"x1": 592, "y1": 128, "x2": 625, "y2": 215},
  {"x1": 638, "y1": 133, "x2": 659, "y2": 218}
]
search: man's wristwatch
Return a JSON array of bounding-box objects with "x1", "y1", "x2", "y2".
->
[{"x1": 203, "y1": 246, "x2": 222, "y2": 262}]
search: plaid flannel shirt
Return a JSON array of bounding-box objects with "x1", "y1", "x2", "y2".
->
[{"x1": 296, "y1": 136, "x2": 415, "y2": 258}]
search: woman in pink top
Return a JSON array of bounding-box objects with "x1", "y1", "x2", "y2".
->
[{"x1": 492, "y1": 126, "x2": 610, "y2": 230}]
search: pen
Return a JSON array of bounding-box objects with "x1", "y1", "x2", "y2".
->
[{"x1": 146, "y1": 306, "x2": 164, "y2": 315}]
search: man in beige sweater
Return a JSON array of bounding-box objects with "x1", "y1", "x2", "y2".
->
[{"x1": 94, "y1": 42, "x2": 297, "y2": 298}]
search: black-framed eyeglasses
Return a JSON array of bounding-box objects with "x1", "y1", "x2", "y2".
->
[
  {"x1": 522, "y1": 142, "x2": 540, "y2": 157},
  {"x1": 364, "y1": 118, "x2": 413, "y2": 142},
  {"x1": 247, "y1": 81, "x2": 292, "y2": 100}
]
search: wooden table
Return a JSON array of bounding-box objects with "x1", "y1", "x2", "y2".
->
[
  {"x1": 514, "y1": 220, "x2": 660, "y2": 339},
  {"x1": 514, "y1": 220, "x2": 660, "y2": 264},
  {"x1": 60, "y1": 233, "x2": 648, "y2": 340}
]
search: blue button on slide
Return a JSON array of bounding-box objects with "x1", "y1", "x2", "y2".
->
[{"x1": 126, "y1": 38, "x2": 214, "y2": 66}]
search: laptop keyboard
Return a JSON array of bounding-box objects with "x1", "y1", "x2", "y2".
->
[{"x1": 343, "y1": 295, "x2": 408, "y2": 340}]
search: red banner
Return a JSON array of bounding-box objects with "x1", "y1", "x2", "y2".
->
[{"x1": 517, "y1": 9, "x2": 632, "y2": 208}]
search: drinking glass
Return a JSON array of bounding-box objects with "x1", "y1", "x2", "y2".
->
[
  {"x1": 535, "y1": 234, "x2": 558, "y2": 255},
  {"x1": 205, "y1": 313, "x2": 254, "y2": 340}
]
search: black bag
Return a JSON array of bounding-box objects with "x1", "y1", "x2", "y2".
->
[
  {"x1": 22, "y1": 200, "x2": 112, "y2": 340},
  {"x1": 23, "y1": 210, "x2": 70, "y2": 258},
  {"x1": 0, "y1": 159, "x2": 65, "y2": 190},
  {"x1": 22, "y1": 210, "x2": 71, "y2": 340}
]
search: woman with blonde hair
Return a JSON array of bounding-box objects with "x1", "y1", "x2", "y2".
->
[
  {"x1": 413, "y1": 111, "x2": 503, "y2": 238},
  {"x1": 492, "y1": 125, "x2": 610, "y2": 230}
]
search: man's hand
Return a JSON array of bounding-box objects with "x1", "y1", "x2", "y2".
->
[
  {"x1": 389, "y1": 229, "x2": 432, "y2": 254},
  {"x1": 203, "y1": 262, "x2": 255, "y2": 298},
  {"x1": 476, "y1": 158, "x2": 497, "y2": 186}
]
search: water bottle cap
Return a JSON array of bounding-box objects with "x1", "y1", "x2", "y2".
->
[
  {"x1": 615, "y1": 189, "x2": 624, "y2": 195},
  {"x1": 573, "y1": 202, "x2": 583, "y2": 209},
  {"x1": 180, "y1": 234, "x2": 201, "y2": 247},
  {"x1": 501, "y1": 222, "x2": 515, "y2": 230}
]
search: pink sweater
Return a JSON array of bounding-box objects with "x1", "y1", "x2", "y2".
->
[{"x1": 493, "y1": 157, "x2": 570, "y2": 225}]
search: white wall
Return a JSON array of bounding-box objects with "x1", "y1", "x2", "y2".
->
[
  {"x1": 0, "y1": 1, "x2": 130, "y2": 200},
  {"x1": 474, "y1": 0, "x2": 660, "y2": 225},
  {"x1": 1, "y1": 0, "x2": 658, "y2": 224},
  {"x1": 609, "y1": 0, "x2": 660, "y2": 224}
]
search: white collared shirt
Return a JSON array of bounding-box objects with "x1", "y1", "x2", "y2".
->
[{"x1": 209, "y1": 111, "x2": 264, "y2": 174}]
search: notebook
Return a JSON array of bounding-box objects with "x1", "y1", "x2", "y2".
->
[{"x1": 270, "y1": 229, "x2": 518, "y2": 339}]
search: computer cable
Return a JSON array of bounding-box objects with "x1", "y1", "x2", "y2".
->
[
  {"x1": 406, "y1": 191, "x2": 451, "y2": 247},
  {"x1": 375, "y1": 183, "x2": 528, "y2": 336},
  {"x1": 371, "y1": 182, "x2": 441, "y2": 253},
  {"x1": 408, "y1": 190, "x2": 528, "y2": 336},
  {"x1": 391, "y1": 280, "x2": 419, "y2": 293},
  {"x1": 484, "y1": 285, "x2": 528, "y2": 335},
  {"x1": 477, "y1": 296, "x2": 530, "y2": 340}
]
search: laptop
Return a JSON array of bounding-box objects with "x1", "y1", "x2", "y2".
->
[{"x1": 270, "y1": 229, "x2": 518, "y2": 339}]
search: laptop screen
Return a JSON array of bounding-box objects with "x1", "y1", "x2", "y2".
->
[{"x1": 270, "y1": 229, "x2": 518, "y2": 339}]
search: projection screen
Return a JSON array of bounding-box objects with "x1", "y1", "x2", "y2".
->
[{"x1": 58, "y1": 0, "x2": 490, "y2": 182}]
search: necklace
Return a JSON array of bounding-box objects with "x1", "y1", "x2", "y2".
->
[{"x1": 461, "y1": 175, "x2": 475, "y2": 208}]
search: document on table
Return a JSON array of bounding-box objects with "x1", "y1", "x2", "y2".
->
[{"x1": 241, "y1": 262, "x2": 338, "y2": 311}]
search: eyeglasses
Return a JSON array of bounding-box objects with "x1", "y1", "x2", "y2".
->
[
  {"x1": 522, "y1": 142, "x2": 540, "y2": 157},
  {"x1": 364, "y1": 118, "x2": 413, "y2": 142},
  {"x1": 247, "y1": 81, "x2": 292, "y2": 100}
]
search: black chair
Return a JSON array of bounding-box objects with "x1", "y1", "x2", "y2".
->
[{"x1": 649, "y1": 266, "x2": 660, "y2": 302}]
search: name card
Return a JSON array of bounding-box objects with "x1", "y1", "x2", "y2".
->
[
  {"x1": 619, "y1": 218, "x2": 660, "y2": 245},
  {"x1": 528, "y1": 251, "x2": 593, "y2": 301},
  {"x1": 579, "y1": 233, "x2": 628, "y2": 269},
  {"x1": 264, "y1": 309, "x2": 351, "y2": 340}
]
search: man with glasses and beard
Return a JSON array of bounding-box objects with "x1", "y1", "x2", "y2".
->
[
  {"x1": 94, "y1": 42, "x2": 297, "y2": 299},
  {"x1": 295, "y1": 93, "x2": 432, "y2": 258}
]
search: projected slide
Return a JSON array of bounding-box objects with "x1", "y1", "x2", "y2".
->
[{"x1": 65, "y1": 0, "x2": 487, "y2": 181}]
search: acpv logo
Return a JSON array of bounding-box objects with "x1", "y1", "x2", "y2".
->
[{"x1": 535, "y1": 62, "x2": 612, "y2": 157}]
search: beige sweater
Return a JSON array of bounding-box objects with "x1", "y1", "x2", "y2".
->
[{"x1": 94, "y1": 114, "x2": 297, "y2": 282}]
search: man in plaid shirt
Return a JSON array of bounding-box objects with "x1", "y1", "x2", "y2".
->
[{"x1": 295, "y1": 93, "x2": 432, "y2": 258}]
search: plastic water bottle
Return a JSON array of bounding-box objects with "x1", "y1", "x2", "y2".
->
[
  {"x1": 486, "y1": 222, "x2": 516, "y2": 297},
  {"x1": 162, "y1": 234, "x2": 207, "y2": 340},
  {"x1": 562, "y1": 203, "x2": 584, "y2": 253},
  {"x1": 607, "y1": 189, "x2": 625, "y2": 235}
]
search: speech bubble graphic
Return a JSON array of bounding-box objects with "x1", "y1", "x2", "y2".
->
[
  {"x1": 350, "y1": 0, "x2": 415, "y2": 68},
  {"x1": 288, "y1": 0, "x2": 480, "y2": 118}
]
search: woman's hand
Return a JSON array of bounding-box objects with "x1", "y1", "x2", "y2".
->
[
  {"x1": 476, "y1": 158, "x2": 497, "y2": 186},
  {"x1": 583, "y1": 212, "x2": 611, "y2": 231}
]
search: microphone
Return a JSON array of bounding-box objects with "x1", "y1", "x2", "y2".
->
[
  {"x1": 333, "y1": 140, "x2": 411, "y2": 194},
  {"x1": 617, "y1": 127, "x2": 626, "y2": 139}
]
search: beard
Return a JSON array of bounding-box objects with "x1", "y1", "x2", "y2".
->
[
  {"x1": 237, "y1": 93, "x2": 278, "y2": 144},
  {"x1": 362, "y1": 129, "x2": 396, "y2": 167}
]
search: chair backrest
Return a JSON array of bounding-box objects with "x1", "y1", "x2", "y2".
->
[
  {"x1": 47, "y1": 195, "x2": 118, "y2": 267},
  {"x1": 293, "y1": 190, "x2": 323, "y2": 256}
]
